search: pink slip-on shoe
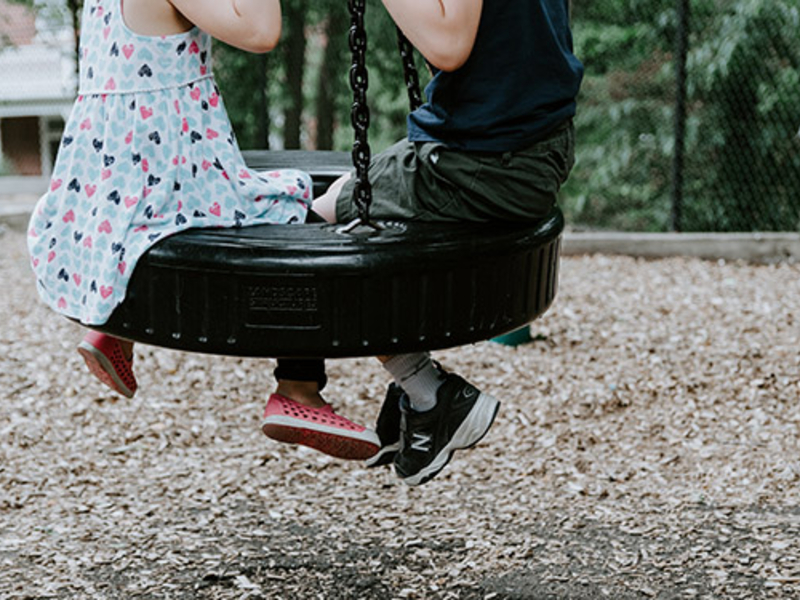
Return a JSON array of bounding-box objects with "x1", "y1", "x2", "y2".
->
[
  {"x1": 262, "y1": 393, "x2": 380, "y2": 460},
  {"x1": 77, "y1": 331, "x2": 137, "y2": 398}
]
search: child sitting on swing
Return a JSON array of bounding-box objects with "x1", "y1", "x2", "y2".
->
[
  {"x1": 264, "y1": 0, "x2": 583, "y2": 485},
  {"x1": 27, "y1": 0, "x2": 382, "y2": 460}
]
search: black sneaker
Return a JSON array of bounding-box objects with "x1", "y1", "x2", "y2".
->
[
  {"x1": 394, "y1": 373, "x2": 500, "y2": 486},
  {"x1": 365, "y1": 383, "x2": 404, "y2": 468}
]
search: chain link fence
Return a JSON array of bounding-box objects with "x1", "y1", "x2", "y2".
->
[{"x1": 565, "y1": 0, "x2": 800, "y2": 232}]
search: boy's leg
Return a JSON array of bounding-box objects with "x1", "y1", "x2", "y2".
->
[
  {"x1": 376, "y1": 353, "x2": 500, "y2": 485},
  {"x1": 318, "y1": 126, "x2": 573, "y2": 473},
  {"x1": 312, "y1": 138, "x2": 421, "y2": 223},
  {"x1": 330, "y1": 139, "x2": 441, "y2": 223},
  {"x1": 318, "y1": 139, "x2": 521, "y2": 480},
  {"x1": 378, "y1": 353, "x2": 500, "y2": 486},
  {"x1": 364, "y1": 382, "x2": 405, "y2": 468},
  {"x1": 329, "y1": 121, "x2": 575, "y2": 225},
  {"x1": 430, "y1": 121, "x2": 575, "y2": 222},
  {"x1": 381, "y1": 353, "x2": 442, "y2": 412}
]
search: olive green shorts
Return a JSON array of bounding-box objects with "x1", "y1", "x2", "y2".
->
[{"x1": 335, "y1": 120, "x2": 575, "y2": 223}]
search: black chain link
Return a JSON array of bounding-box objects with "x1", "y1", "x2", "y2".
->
[
  {"x1": 396, "y1": 29, "x2": 423, "y2": 111},
  {"x1": 344, "y1": 6, "x2": 423, "y2": 228},
  {"x1": 347, "y1": 0, "x2": 373, "y2": 225}
]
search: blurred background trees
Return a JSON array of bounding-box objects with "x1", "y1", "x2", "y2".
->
[
  {"x1": 214, "y1": 0, "x2": 428, "y2": 154},
  {"x1": 218, "y1": 0, "x2": 800, "y2": 232},
  {"x1": 566, "y1": 0, "x2": 800, "y2": 232},
  {"x1": 5, "y1": 0, "x2": 800, "y2": 231}
]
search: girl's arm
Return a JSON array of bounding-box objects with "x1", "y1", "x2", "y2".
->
[
  {"x1": 381, "y1": 0, "x2": 482, "y2": 71},
  {"x1": 169, "y1": 0, "x2": 283, "y2": 53}
]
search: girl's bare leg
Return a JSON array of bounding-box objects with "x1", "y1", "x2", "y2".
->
[
  {"x1": 119, "y1": 338, "x2": 134, "y2": 361},
  {"x1": 274, "y1": 380, "x2": 326, "y2": 408},
  {"x1": 312, "y1": 172, "x2": 351, "y2": 223}
]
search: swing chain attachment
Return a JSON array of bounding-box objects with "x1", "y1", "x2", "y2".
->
[
  {"x1": 347, "y1": 0, "x2": 377, "y2": 229},
  {"x1": 336, "y1": 216, "x2": 386, "y2": 236}
]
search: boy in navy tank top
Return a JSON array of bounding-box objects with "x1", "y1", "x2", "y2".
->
[{"x1": 281, "y1": 0, "x2": 584, "y2": 486}]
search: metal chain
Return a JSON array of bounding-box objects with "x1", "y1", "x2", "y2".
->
[
  {"x1": 343, "y1": 6, "x2": 423, "y2": 229},
  {"x1": 346, "y1": 0, "x2": 373, "y2": 225},
  {"x1": 396, "y1": 29, "x2": 423, "y2": 111}
]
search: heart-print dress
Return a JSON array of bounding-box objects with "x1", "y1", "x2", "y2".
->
[{"x1": 28, "y1": 0, "x2": 311, "y2": 326}]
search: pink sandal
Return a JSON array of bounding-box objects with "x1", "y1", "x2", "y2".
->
[
  {"x1": 77, "y1": 331, "x2": 137, "y2": 398},
  {"x1": 262, "y1": 393, "x2": 380, "y2": 460}
]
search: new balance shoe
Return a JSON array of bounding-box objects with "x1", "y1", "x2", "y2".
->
[
  {"x1": 394, "y1": 373, "x2": 500, "y2": 486},
  {"x1": 77, "y1": 331, "x2": 137, "y2": 398},
  {"x1": 262, "y1": 393, "x2": 380, "y2": 460},
  {"x1": 364, "y1": 383, "x2": 404, "y2": 468}
]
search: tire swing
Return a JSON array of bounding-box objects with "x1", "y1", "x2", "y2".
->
[{"x1": 97, "y1": 0, "x2": 565, "y2": 359}]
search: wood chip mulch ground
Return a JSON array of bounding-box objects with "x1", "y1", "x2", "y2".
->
[{"x1": 1, "y1": 227, "x2": 799, "y2": 600}]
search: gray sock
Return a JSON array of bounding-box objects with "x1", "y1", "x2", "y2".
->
[{"x1": 382, "y1": 353, "x2": 443, "y2": 412}]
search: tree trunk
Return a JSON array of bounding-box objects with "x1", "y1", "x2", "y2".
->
[
  {"x1": 256, "y1": 53, "x2": 271, "y2": 150},
  {"x1": 282, "y1": 0, "x2": 306, "y2": 149},
  {"x1": 68, "y1": 0, "x2": 82, "y2": 80},
  {"x1": 314, "y1": 9, "x2": 348, "y2": 150}
]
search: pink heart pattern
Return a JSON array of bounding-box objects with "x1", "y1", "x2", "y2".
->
[{"x1": 26, "y1": 0, "x2": 311, "y2": 325}]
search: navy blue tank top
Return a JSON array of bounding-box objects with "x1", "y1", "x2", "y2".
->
[{"x1": 407, "y1": 0, "x2": 583, "y2": 152}]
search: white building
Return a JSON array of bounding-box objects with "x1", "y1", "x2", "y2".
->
[{"x1": 0, "y1": 0, "x2": 76, "y2": 188}]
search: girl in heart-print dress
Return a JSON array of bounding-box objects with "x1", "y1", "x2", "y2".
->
[
  {"x1": 28, "y1": 0, "x2": 311, "y2": 328},
  {"x1": 27, "y1": 0, "x2": 381, "y2": 463}
]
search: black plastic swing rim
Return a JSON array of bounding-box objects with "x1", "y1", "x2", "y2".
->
[{"x1": 97, "y1": 151, "x2": 564, "y2": 359}]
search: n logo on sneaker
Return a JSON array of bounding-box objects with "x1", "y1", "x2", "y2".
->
[{"x1": 410, "y1": 432, "x2": 432, "y2": 452}]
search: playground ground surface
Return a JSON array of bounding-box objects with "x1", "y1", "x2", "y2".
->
[{"x1": 1, "y1": 226, "x2": 800, "y2": 599}]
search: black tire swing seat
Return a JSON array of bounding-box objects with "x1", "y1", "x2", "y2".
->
[{"x1": 96, "y1": 2, "x2": 565, "y2": 359}]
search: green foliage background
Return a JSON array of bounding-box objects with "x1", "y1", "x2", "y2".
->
[
  {"x1": 214, "y1": 0, "x2": 429, "y2": 154},
  {"x1": 215, "y1": 0, "x2": 800, "y2": 232},
  {"x1": 8, "y1": 0, "x2": 800, "y2": 231},
  {"x1": 565, "y1": 0, "x2": 800, "y2": 232}
]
